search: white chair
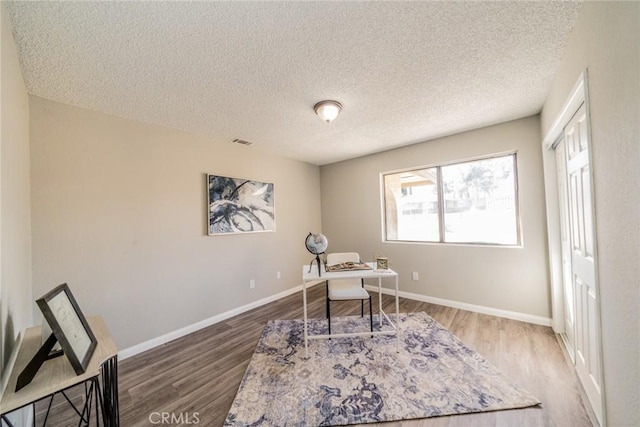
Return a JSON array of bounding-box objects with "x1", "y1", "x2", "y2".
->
[{"x1": 325, "y1": 252, "x2": 373, "y2": 335}]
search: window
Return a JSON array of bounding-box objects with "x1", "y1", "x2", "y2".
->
[{"x1": 383, "y1": 153, "x2": 520, "y2": 245}]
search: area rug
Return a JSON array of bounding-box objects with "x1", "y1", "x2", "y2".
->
[{"x1": 224, "y1": 312, "x2": 540, "y2": 426}]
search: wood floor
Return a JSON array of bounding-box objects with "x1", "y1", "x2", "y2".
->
[{"x1": 36, "y1": 284, "x2": 595, "y2": 426}]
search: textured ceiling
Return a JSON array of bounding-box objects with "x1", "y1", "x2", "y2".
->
[{"x1": 5, "y1": 1, "x2": 582, "y2": 165}]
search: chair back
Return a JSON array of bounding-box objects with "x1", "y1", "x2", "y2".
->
[
  {"x1": 326, "y1": 252, "x2": 362, "y2": 289},
  {"x1": 326, "y1": 252, "x2": 360, "y2": 265}
]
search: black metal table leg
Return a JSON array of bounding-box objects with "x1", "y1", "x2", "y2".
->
[{"x1": 100, "y1": 356, "x2": 119, "y2": 427}]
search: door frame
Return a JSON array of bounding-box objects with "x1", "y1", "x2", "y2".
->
[
  {"x1": 541, "y1": 69, "x2": 606, "y2": 426},
  {"x1": 553, "y1": 135, "x2": 575, "y2": 360}
]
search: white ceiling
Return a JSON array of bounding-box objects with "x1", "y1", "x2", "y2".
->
[{"x1": 5, "y1": 1, "x2": 582, "y2": 165}]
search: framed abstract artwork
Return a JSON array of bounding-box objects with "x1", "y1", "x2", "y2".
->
[{"x1": 207, "y1": 174, "x2": 275, "y2": 235}]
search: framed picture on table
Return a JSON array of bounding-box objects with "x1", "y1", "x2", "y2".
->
[
  {"x1": 36, "y1": 283, "x2": 97, "y2": 375},
  {"x1": 376, "y1": 257, "x2": 389, "y2": 270}
]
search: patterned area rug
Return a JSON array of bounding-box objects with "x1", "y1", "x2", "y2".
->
[{"x1": 224, "y1": 312, "x2": 540, "y2": 426}]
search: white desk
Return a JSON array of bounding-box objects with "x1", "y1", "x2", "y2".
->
[{"x1": 302, "y1": 262, "x2": 399, "y2": 358}]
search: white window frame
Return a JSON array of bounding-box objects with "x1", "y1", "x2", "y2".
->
[{"x1": 381, "y1": 152, "x2": 522, "y2": 246}]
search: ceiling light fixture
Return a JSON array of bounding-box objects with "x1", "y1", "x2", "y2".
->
[{"x1": 314, "y1": 100, "x2": 342, "y2": 123}]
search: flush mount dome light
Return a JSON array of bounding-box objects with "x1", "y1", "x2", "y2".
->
[{"x1": 314, "y1": 100, "x2": 342, "y2": 123}]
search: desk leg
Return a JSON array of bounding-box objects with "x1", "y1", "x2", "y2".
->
[
  {"x1": 395, "y1": 275, "x2": 400, "y2": 353},
  {"x1": 378, "y1": 278, "x2": 383, "y2": 327},
  {"x1": 303, "y1": 281, "x2": 309, "y2": 359}
]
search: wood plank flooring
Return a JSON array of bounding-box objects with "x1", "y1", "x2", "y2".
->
[{"x1": 35, "y1": 284, "x2": 595, "y2": 426}]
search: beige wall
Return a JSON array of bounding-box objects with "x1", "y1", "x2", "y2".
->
[
  {"x1": 320, "y1": 116, "x2": 550, "y2": 318},
  {"x1": 541, "y1": 2, "x2": 640, "y2": 425},
  {"x1": 29, "y1": 97, "x2": 321, "y2": 350},
  {"x1": 8, "y1": 4, "x2": 639, "y2": 423},
  {"x1": 0, "y1": 3, "x2": 33, "y2": 391}
]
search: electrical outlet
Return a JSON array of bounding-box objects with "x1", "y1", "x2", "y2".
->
[
  {"x1": 250, "y1": 279, "x2": 255, "y2": 289},
  {"x1": 412, "y1": 272, "x2": 419, "y2": 281},
  {"x1": 276, "y1": 271, "x2": 281, "y2": 279}
]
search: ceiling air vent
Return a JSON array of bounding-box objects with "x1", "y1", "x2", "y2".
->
[{"x1": 232, "y1": 138, "x2": 253, "y2": 146}]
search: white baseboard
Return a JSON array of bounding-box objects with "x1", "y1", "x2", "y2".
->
[
  {"x1": 25, "y1": 405, "x2": 34, "y2": 426},
  {"x1": 1, "y1": 406, "x2": 33, "y2": 426},
  {"x1": 0, "y1": 332, "x2": 24, "y2": 402},
  {"x1": 118, "y1": 281, "x2": 324, "y2": 360},
  {"x1": 1, "y1": 338, "x2": 38, "y2": 424},
  {"x1": 120, "y1": 281, "x2": 550, "y2": 360},
  {"x1": 364, "y1": 285, "x2": 552, "y2": 327}
]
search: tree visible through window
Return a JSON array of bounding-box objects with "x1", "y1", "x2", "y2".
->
[{"x1": 383, "y1": 154, "x2": 519, "y2": 245}]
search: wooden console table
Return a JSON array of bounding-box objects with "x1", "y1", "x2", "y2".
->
[{"x1": 0, "y1": 316, "x2": 119, "y2": 426}]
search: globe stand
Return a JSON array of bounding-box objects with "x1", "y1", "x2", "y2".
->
[{"x1": 308, "y1": 253, "x2": 324, "y2": 277}]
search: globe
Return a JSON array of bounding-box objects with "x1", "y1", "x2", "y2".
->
[
  {"x1": 305, "y1": 233, "x2": 328, "y2": 277},
  {"x1": 305, "y1": 233, "x2": 328, "y2": 255}
]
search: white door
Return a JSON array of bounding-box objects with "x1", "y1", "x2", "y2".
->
[
  {"x1": 555, "y1": 137, "x2": 575, "y2": 358},
  {"x1": 564, "y1": 103, "x2": 603, "y2": 422}
]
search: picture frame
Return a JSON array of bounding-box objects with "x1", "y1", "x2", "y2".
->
[
  {"x1": 40, "y1": 318, "x2": 63, "y2": 359},
  {"x1": 376, "y1": 257, "x2": 389, "y2": 270},
  {"x1": 36, "y1": 283, "x2": 97, "y2": 375},
  {"x1": 207, "y1": 174, "x2": 275, "y2": 235}
]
